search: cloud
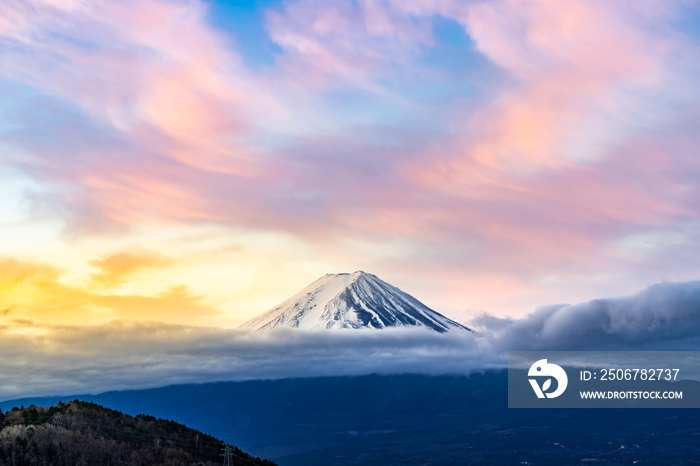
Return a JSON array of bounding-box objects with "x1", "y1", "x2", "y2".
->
[
  {"x1": 455, "y1": 0, "x2": 687, "y2": 168},
  {"x1": 1, "y1": 0, "x2": 700, "y2": 317},
  {"x1": 264, "y1": 0, "x2": 438, "y2": 88},
  {"x1": 0, "y1": 256, "x2": 217, "y2": 325},
  {"x1": 254, "y1": 0, "x2": 700, "y2": 315},
  {"x1": 0, "y1": 323, "x2": 490, "y2": 399},
  {"x1": 470, "y1": 280, "x2": 700, "y2": 350},
  {"x1": 88, "y1": 251, "x2": 174, "y2": 289},
  {"x1": 1, "y1": 276, "x2": 700, "y2": 400},
  {"x1": 0, "y1": 0, "x2": 274, "y2": 235}
]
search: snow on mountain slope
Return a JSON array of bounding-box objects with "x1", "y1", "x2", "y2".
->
[{"x1": 239, "y1": 271, "x2": 472, "y2": 333}]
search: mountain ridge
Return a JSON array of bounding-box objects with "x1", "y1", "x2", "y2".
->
[{"x1": 0, "y1": 400, "x2": 276, "y2": 466}]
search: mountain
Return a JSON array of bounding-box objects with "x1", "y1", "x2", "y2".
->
[
  {"x1": 239, "y1": 271, "x2": 471, "y2": 333},
  {"x1": 0, "y1": 400, "x2": 276, "y2": 466}
]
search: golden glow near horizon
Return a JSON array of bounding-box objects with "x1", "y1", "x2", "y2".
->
[{"x1": 0, "y1": 224, "x2": 346, "y2": 328}]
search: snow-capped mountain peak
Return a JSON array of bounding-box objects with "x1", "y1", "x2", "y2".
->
[{"x1": 239, "y1": 271, "x2": 471, "y2": 333}]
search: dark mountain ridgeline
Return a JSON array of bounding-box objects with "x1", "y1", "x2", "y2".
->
[{"x1": 0, "y1": 400, "x2": 275, "y2": 466}]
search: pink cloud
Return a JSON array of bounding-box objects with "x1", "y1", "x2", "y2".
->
[
  {"x1": 0, "y1": 0, "x2": 285, "y2": 232},
  {"x1": 264, "y1": 0, "x2": 438, "y2": 89},
  {"x1": 449, "y1": 0, "x2": 675, "y2": 171},
  {"x1": 0, "y1": 0, "x2": 262, "y2": 173}
]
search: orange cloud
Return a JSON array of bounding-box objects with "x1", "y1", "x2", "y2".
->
[
  {"x1": 0, "y1": 256, "x2": 218, "y2": 326},
  {"x1": 88, "y1": 250, "x2": 174, "y2": 289}
]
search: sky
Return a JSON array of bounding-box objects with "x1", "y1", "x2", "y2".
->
[{"x1": 2, "y1": 0, "x2": 700, "y2": 331}]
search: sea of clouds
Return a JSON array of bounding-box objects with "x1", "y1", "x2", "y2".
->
[{"x1": 2, "y1": 280, "x2": 699, "y2": 400}]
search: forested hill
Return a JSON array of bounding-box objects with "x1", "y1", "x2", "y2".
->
[{"x1": 0, "y1": 400, "x2": 276, "y2": 466}]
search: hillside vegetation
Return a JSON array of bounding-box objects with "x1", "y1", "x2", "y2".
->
[{"x1": 0, "y1": 400, "x2": 275, "y2": 466}]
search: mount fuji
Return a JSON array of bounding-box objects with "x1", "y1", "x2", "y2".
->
[{"x1": 239, "y1": 271, "x2": 472, "y2": 333}]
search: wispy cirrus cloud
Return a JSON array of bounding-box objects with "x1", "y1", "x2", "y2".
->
[{"x1": 1, "y1": 0, "x2": 277, "y2": 234}]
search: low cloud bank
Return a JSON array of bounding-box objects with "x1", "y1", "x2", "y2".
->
[
  {"x1": 3, "y1": 280, "x2": 700, "y2": 400},
  {"x1": 0, "y1": 323, "x2": 495, "y2": 400},
  {"x1": 470, "y1": 280, "x2": 700, "y2": 351}
]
